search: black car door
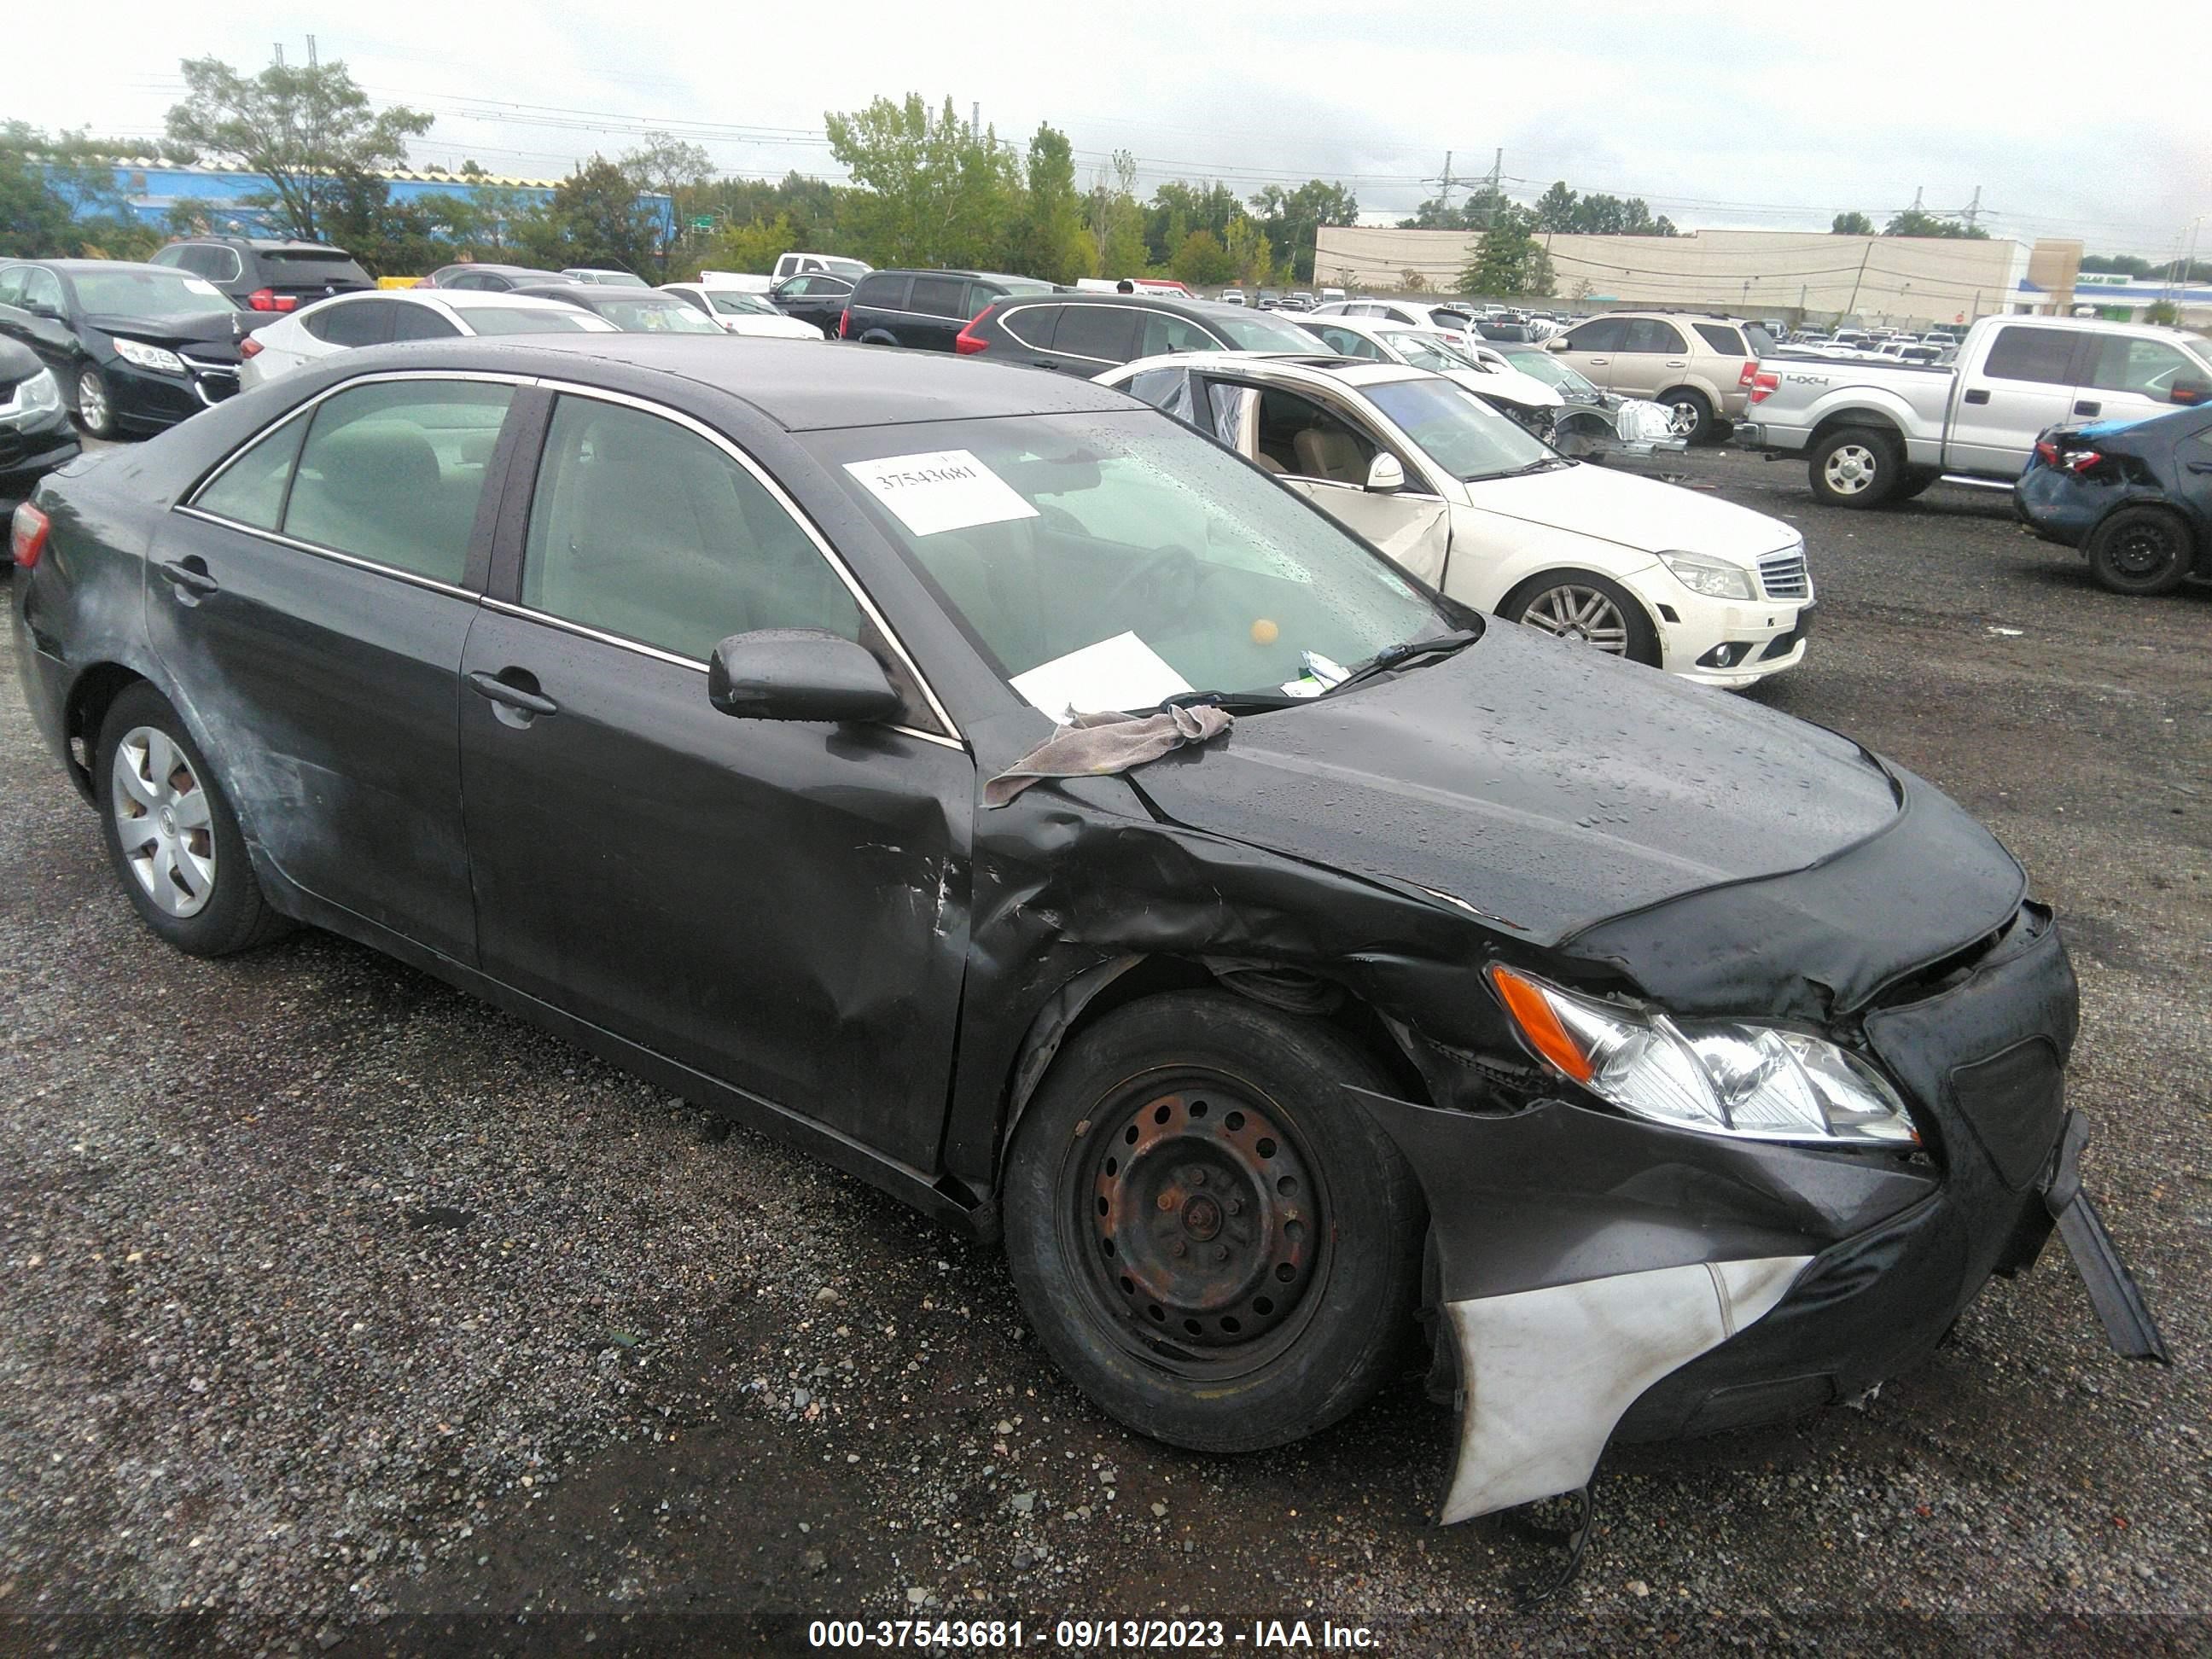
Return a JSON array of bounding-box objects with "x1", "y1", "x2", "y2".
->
[
  {"x1": 905, "y1": 274, "x2": 970, "y2": 351},
  {"x1": 1045, "y1": 304, "x2": 1139, "y2": 372},
  {"x1": 151, "y1": 372, "x2": 522, "y2": 963},
  {"x1": 457, "y1": 387, "x2": 974, "y2": 1170}
]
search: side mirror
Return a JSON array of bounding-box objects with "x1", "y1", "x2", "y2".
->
[
  {"x1": 21, "y1": 300, "x2": 59, "y2": 320},
  {"x1": 708, "y1": 629, "x2": 903, "y2": 724},
  {"x1": 2170, "y1": 377, "x2": 2209, "y2": 407},
  {"x1": 1365, "y1": 453, "x2": 1406, "y2": 493},
  {"x1": 1545, "y1": 336, "x2": 1569, "y2": 352}
]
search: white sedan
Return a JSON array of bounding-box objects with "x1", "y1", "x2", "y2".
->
[
  {"x1": 1295, "y1": 311, "x2": 1565, "y2": 427},
  {"x1": 239, "y1": 290, "x2": 616, "y2": 389},
  {"x1": 1099, "y1": 352, "x2": 1813, "y2": 688},
  {"x1": 658, "y1": 284, "x2": 827, "y2": 339}
]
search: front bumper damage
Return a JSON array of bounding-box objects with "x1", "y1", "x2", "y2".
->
[{"x1": 1356, "y1": 909, "x2": 2168, "y2": 1526}]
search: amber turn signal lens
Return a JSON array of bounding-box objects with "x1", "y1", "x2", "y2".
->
[{"x1": 1487, "y1": 964, "x2": 1595, "y2": 1083}]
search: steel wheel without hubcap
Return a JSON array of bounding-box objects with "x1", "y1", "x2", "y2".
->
[
  {"x1": 1822, "y1": 442, "x2": 1880, "y2": 497},
  {"x1": 1518, "y1": 584, "x2": 1631, "y2": 654},
  {"x1": 1074, "y1": 1075, "x2": 1326, "y2": 1376},
  {"x1": 2104, "y1": 520, "x2": 2181, "y2": 581},
  {"x1": 110, "y1": 725, "x2": 216, "y2": 917},
  {"x1": 76, "y1": 368, "x2": 113, "y2": 437}
]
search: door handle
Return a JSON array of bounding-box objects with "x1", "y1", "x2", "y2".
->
[
  {"x1": 1664, "y1": 358, "x2": 1686, "y2": 367},
  {"x1": 2186, "y1": 461, "x2": 2212, "y2": 474},
  {"x1": 1963, "y1": 387, "x2": 1991, "y2": 405},
  {"x1": 467, "y1": 668, "x2": 559, "y2": 719},
  {"x1": 157, "y1": 558, "x2": 218, "y2": 597},
  {"x1": 2074, "y1": 400, "x2": 2100, "y2": 416}
]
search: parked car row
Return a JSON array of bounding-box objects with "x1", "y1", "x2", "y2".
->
[{"x1": 9, "y1": 329, "x2": 2162, "y2": 1540}]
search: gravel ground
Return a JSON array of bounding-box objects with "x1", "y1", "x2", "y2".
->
[{"x1": 2, "y1": 440, "x2": 2207, "y2": 1656}]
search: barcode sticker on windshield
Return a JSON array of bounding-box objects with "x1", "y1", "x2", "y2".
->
[{"x1": 844, "y1": 449, "x2": 1039, "y2": 538}]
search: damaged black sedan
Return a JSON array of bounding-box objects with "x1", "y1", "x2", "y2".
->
[{"x1": 9, "y1": 336, "x2": 2164, "y2": 1528}]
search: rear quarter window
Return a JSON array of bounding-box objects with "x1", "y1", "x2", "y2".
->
[
  {"x1": 1693, "y1": 323, "x2": 1746, "y2": 354},
  {"x1": 1982, "y1": 326, "x2": 2080, "y2": 385},
  {"x1": 853, "y1": 274, "x2": 908, "y2": 310}
]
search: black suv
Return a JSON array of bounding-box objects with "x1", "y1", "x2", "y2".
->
[
  {"x1": 953, "y1": 292, "x2": 1330, "y2": 374},
  {"x1": 839, "y1": 270, "x2": 1055, "y2": 351},
  {"x1": 152, "y1": 237, "x2": 375, "y2": 314}
]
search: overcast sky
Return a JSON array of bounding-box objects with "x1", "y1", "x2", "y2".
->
[{"x1": 18, "y1": 0, "x2": 2206, "y2": 259}]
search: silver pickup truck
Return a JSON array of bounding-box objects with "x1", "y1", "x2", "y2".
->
[{"x1": 1737, "y1": 315, "x2": 2212, "y2": 509}]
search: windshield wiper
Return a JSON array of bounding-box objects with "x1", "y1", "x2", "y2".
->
[
  {"x1": 1505, "y1": 456, "x2": 1574, "y2": 475},
  {"x1": 1318, "y1": 629, "x2": 1481, "y2": 699},
  {"x1": 1155, "y1": 688, "x2": 1304, "y2": 713}
]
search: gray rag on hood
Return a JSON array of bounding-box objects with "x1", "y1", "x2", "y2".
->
[{"x1": 983, "y1": 705, "x2": 1233, "y2": 807}]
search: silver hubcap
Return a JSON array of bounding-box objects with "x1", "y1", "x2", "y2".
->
[
  {"x1": 1824, "y1": 444, "x2": 1877, "y2": 494},
  {"x1": 1521, "y1": 585, "x2": 1630, "y2": 654},
  {"x1": 1668, "y1": 400, "x2": 1702, "y2": 434},
  {"x1": 110, "y1": 726, "x2": 216, "y2": 917},
  {"x1": 78, "y1": 370, "x2": 108, "y2": 431}
]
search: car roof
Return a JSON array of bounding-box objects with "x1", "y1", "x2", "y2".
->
[
  {"x1": 1107, "y1": 350, "x2": 1431, "y2": 391},
  {"x1": 181, "y1": 237, "x2": 344, "y2": 253},
  {"x1": 10, "y1": 259, "x2": 180, "y2": 276},
  {"x1": 410, "y1": 289, "x2": 596, "y2": 311},
  {"x1": 437, "y1": 263, "x2": 562, "y2": 277},
  {"x1": 314, "y1": 335, "x2": 1143, "y2": 432}
]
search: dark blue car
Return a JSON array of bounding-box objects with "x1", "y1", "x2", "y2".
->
[{"x1": 2016, "y1": 404, "x2": 2212, "y2": 595}]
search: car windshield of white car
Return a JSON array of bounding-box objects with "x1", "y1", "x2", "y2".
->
[
  {"x1": 1363, "y1": 378, "x2": 1557, "y2": 481},
  {"x1": 463, "y1": 307, "x2": 610, "y2": 336},
  {"x1": 806, "y1": 411, "x2": 1448, "y2": 711},
  {"x1": 710, "y1": 293, "x2": 777, "y2": 315},
  {"x1": 591, "y1": 298, "x2": 723, "y2": 333}
]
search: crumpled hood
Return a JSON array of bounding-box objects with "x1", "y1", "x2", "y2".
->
[
  {"x1": 1445, "y1": 364, "x2": 1563, "y2": 410},
  {"x1": 1468, "y1": 460, "x2": 1799, "y2": 563},
  {"x1": 1129, "y1": 622, "x2": 1902, "y2": 946},
  {"x1": 87, "y1": 310, "x2": 248, "y2": 358}
]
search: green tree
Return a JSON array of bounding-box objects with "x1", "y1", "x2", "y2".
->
[
  {"x1": 1248, "y1": 180, "x2": 1358, "y2": 283},
  {"x1": 1170, "y1": 228, "x2": 1233, "y2": 286},
  {"x1": 1460, "y1": 207, "x2": 1553, "y2": 299},
  {"x1": 1146, "y1": 179, "x2": 1241, "y2": 265},
  {"x1": 1884, "y1": 208, "x2": 1988, "y2": 239},
  {"x1": 1004, "y1": 123, "x2": 1088, "y2": 282},
  {"x1": 1, "y1": 124, "x2": 156, "y2": 259},
  {"x1": 1831, "y1": 210, "x2": 1874, "y2": 235},
  {"x1": 1534, "y1": 181, "x2": 1579, "y2": 233},
  {"x1": 164, "y1": 55, "x2": 432, "y2": 243},
  {"x1": 707, "y1": 211, "x2": 798, "y2": 275},
  {"x1": 824, "y1": 93, "x2": 1018, "y2": 269},
  {"x1": 1087, "y1": 150, "x2": 1150, "y2": 279},
  {"x1": 2145, "y1": 300, "x2": 2180, "y2": 325},
  {"x1": 1223, "y1": 216, "x2": 1274, "y2": 289},
  {"x1": 517, "y1": 156, "x2": 663, "y2": 274}
]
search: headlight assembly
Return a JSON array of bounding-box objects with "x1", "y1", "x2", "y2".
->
[
  {"x1": 1658, "y1": 551, "x2": 1756, "y2": 601},
  {"x1": 1487, "y1": 964, "x2": 1917, "y2": 1146},
  {"x1": 109, "y1": 337, "x2": 188, "y2": 375},
  {"x1": 12, "y1": 367, "x2": 62, "y2": 413}
]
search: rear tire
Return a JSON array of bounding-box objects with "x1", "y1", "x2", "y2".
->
[
  {"x1": 96, "y1": 684, "x2": 291, "y2": 957},
  {"x1": 1662, "y1": 387, "x2": 1716, "y2": 445},
  {"x1": 1808, "y1": 428, "x2": 1903, "y2": 509},
  {"x1": 2086, "y1": 505, "x2": 2193, "y2": 596},
  {"x1": 1002, "y1": 992, "x2": 1423, "y2": 1453}
]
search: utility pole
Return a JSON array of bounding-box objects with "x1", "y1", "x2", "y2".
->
[
  {"x1": 970, "y1": 102, "x2": 981, "y2": 140},
  {"x1": 1844, "y1": 237, "x2": 1874, "y2": 321}
]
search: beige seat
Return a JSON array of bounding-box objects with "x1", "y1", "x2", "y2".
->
[{"x1": 1293, "y1": 426, "x2": 1367, "y2": 484}]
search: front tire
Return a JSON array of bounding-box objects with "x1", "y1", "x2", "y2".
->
[
  {"x1": 2086, "y1": 504, "x2": 2193, "y2": 596},
  {"x1": 1003, "y1": 992, "x2": 1423, "y2": 1453},
  {"x1": 1808, "y1": 428, "x2": 1903, "y2": 509},
  {"x1": 1499, "y1": 568, "x2": 1662, "y2": 667},
  {"x1": 73, "y1": 364, "x2": 116, "y2": 439},
  {"x1": 96, "y1": 684, "x2": 290, "y2": 957}
]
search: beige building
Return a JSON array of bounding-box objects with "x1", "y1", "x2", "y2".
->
[{"x1": 1313, "y1": 225, "x2": 2081, "y2": 328}]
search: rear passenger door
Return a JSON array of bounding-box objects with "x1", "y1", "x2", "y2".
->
[
  {"x1": 457, "y1": 390, "x2": 973, "y2": 1167},
  {"x1": 150, "y1": 374, "x2": 521, "y2": 961},
  {"x1": 1610, "y1": 318, "x2": 1690, "y2": 399},
  {"x1": 1044, "y1": 304, "x2": 1139, "y2": 371},
  {"x1": 1948, "y1": 323, "x2": 2084, "y2": 476},
  {"x1": 2071, "y1": 334, "x2": 2212, "y2": 428},
  {"x1": 905, "y1": 275, "x2": 970, "y2": 351}
]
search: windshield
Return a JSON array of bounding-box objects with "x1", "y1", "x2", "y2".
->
[
  {"x1": 806, "y1": 410, "x2": 1447, "y2": 710},
  {"x1": 588, "y1": 296, "x2": 723, "y2": 333},
  {"x1": 1363, "y1": 375, "x2": 1557, "y2": 480},
  {"x1": 1504, "y1": 349, "x2": 1598, "y2": 396},
  {"x1": 71, "y1": 268, "x2": 237, "y2": 320},
  {"x1": 708, "y1": 291, "x2": 777, "y2": 315},
  {"x1": 462, "y1": 306, "x2": 610, "y2": 336},
  {"x1": 1387, "y1": 333, "x2": 1465, "y2": 373},
  {"x1": 1210, "y1": 310, "x2": 1327, "y2": 352}
]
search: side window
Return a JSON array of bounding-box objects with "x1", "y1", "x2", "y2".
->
[
  {"x1": 778, "y1": 276, "x2": 812, "y2": 296},
  {"x1": 152, "y1": 246, "x2": 187, "y2": 268},
  {"x1": 1982, "y1": 326, "x2": 2080, "y2": 386},
  {"x1": 966, "y1": 284, "x2": 1004, "y2": 319},
  {"x1": 999, "y1": 305, "x2": 1059, "y2": 349},
  {"x1": 1257, "y1": 387, "x2": 1377, "y2": 484},
  {"x1": 2082, "y1": 335, "x2": 2197, "y2": 402},
  {"x1": 23, "y1": 269, "x2": 62, "y2": 312},
  {"x1": 1122, "y1": 367, "x2": 1197, "y2": 423},
  {"x1": 853, "y1": 274, "x2": 908, "y2": 311},
  {"x1": 910, "y1": 276, "x2": 967, "y2": 317},
  {"x1": 521, "y1": 397, "x2": 861, "y2": 661},
  {"x1": 1622, "y1": 319, "x2": 1686, "y2": 353},
  {"x1": 1139, "y1": 311, "x2": 1215, "y2": 357},
  {"x1": 193, "y1": 413, "x2": 311, "y2": 531},
  {"x1": 1691, "y1": 323, "x2": 1745, "y2": 354},
  {"x1": 1564, "y1": 317, "x2": 1627, "y2": 352},
  {"x1": 0, "y1": 268, "x2": 25, "y2": 306},
  {"x1": 283, "y1": 381, "x2": 515, "y2": 584},
  {"x1": 303, "y1": 300, "x2": 396, "y2": 347},
  {"x1": 388, "y1": 302, "x2": 463, "y2": 342},
  {"x1": 1053, "y1": 306, "x2": 1138, "y2": 362}
]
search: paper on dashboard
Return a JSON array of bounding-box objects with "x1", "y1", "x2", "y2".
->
[{"x1": 1009, "y1": 632, "x2": 1193, "y2": 721}]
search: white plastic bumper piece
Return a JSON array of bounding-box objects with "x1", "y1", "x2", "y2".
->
[{"x1": 1438, "y1": 1255, "x2": 1813, "y2": 1524}]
